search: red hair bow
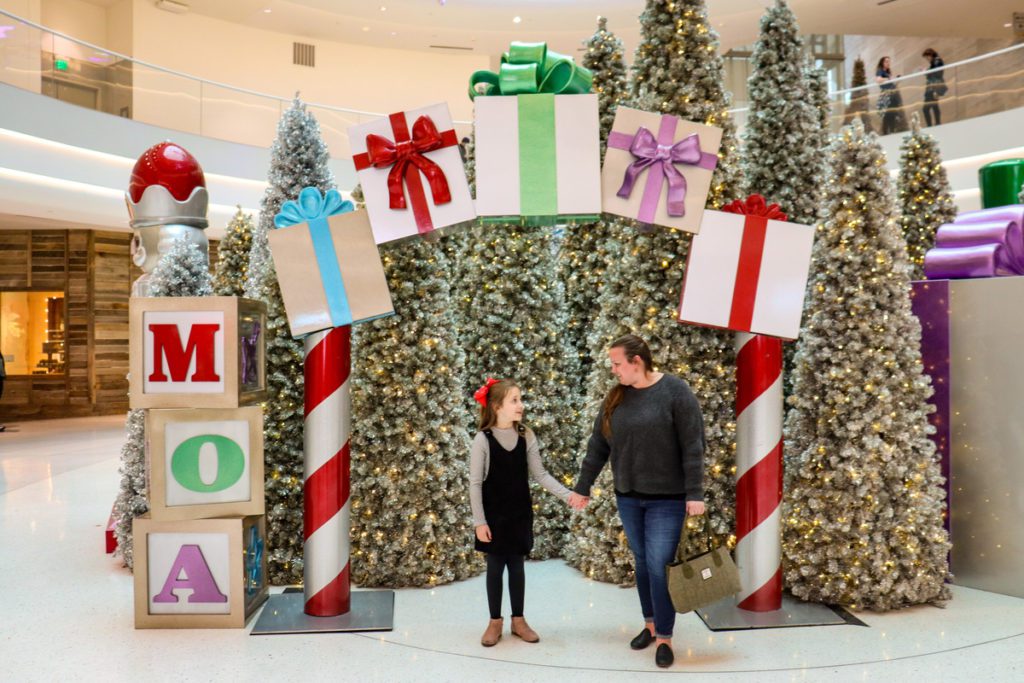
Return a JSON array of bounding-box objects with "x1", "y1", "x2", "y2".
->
[
  {"x1": 721, "y1": 193, "x2": 788, "y2": 221},
  {"x1": 474, "y1": 377, "x2": 500, "y2": 406}
]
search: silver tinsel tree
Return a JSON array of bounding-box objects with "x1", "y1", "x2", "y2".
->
[
  {"x1": 742, "y1": 0, "x2": 822, "y2": 226},
  {"x1": 245, "y1": 97, "x2": 334, "y2": 585},
  {"x1": 558, "y1": 17, "x2": 629, "y2": 384},
  {"x1": 213, "y1": 207, "x2": 254, "y2": 296},
  {"x1": 843, "y1": 57, "x2": 875, "y2": 133},
  {"x1": 345, "y1": 184, "x2": 479, "y2": 587},
  {"x1": 113, "y1": 239, "x2": 212, "y2": 569},
  {"x1": 566, "y1": 0, "x2": 743, "y2": 583},
  {"x1": 349, "y1": 233, "x2": 481, "y2": 587},
  {"x1": 897, "y1": 114, "x2": 957, "y2": 281},
  {"x1": 783, "y1": 121, "x2": 951, "y2": 610}
]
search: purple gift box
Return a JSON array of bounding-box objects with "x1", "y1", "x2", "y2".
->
[{"x1": 923, "y1": 205, "x2": 1024, "y2": 279}]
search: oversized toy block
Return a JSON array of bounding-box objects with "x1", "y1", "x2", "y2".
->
[
  {"x1": 129, "y1": 296, "x2": 266, "y2": 409},
  {"x1": 133, "y1": 515, "x2": 267, "y2": 629},
  {"x1": 145, "y1": 407, "x2": 264, "y2": 521}
]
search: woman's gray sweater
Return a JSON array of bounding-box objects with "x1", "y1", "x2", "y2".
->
[{"x1": 573, "y1": 374, "x2": 705, "y2": 501}]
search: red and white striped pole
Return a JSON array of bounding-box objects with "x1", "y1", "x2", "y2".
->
[
  {"x1": 302, "y1": 326, "x2": 352, "y2": 616},
  {"x1": 734, "y1": 332, "x2": 784, "y2": 612}
]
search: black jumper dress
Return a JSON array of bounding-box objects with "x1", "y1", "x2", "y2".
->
[{"x1": 474, "y1": 429, "x2": 534, "y2": 556}]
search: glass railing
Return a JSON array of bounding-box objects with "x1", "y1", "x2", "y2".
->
[
  {"x1": 730, "y1": 42, "x2": 1024, "y2": 135},
  {"x1": 3, "y1": 8, "x2": 1024, "y2": 160}
]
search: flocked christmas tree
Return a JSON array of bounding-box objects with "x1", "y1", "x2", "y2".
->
[
  {"x1": 566, "y1": 0, "x2": 744, "y2": 583},
  {"x1": 783, "y1": 120, "x2": 951, "y2": 610},
  {"x1": 742, "y1": 0, "x2": 822, "y2": 226},
  {"x1": 245, "y1": 97, "x2": 334, "y2": 585},
  {"x1": 347, "y1": 186, "x2": 481, "y2": 587},
  {"x1": 558, "y1": 16, "x2": 630, "y2": 383},
  {"x1": 897, "y1": 114, "x2": 957, "y2": 281},
  {"x1": 212, "y1": 207, "x2": 254, "y2": 296},
  {"x1": 843, "y1": 57, "x2": 875, "y2": 133},
  {"x1": 113, "y1": 239, "x2": 212, "y2": 569}
]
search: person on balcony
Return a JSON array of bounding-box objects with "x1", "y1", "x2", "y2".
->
[
  {"x1": 875, "y1": 56, "x2": 904, "y2": 135},
  {"x1": 0, "y1": 351, "x2": 6, "y2": 432},
  {"x1": 922, "y1": 48, "x2": 947, "y2": 127}
]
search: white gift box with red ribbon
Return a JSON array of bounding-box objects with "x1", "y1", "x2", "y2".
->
[{"x1": 677, "y1": 196, "x2": 815, "y2": 340}]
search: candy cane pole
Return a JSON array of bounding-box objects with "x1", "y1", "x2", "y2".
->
[
  {"x1": 734, "y1": 333, "x2": 783, "y2": 612},
  {"x1": 303, "y1": 326, "x2": 351, "y2": 616}
]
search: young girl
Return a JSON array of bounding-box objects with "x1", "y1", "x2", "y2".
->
[{"x1": 469, "y1": 377, "x2": 573, "y2": 647}]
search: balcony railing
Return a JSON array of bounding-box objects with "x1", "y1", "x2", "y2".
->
[{"x1": 3, "y1": 8, "x2": 1023, "y2": 160}]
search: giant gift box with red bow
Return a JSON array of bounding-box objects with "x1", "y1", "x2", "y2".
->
[
  {"x1": 349, "y1": 103, "x2": 475, "y2": 243},
  {"x1": 602, "y1": 106, "x2": 722, "y2": 233},
  {"x1": 677, "y1": 195, "x2": 814, "y2": 340}
]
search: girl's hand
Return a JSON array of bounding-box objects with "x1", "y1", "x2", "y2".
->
[
  {"x1": 686, "y1": 501, "x2": 706, "y2": 516},
  {"x1": 475, "y1": 524, "x2": 492, "y2": 542}
]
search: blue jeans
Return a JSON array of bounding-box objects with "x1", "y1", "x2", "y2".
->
[{"x1": 616, "y1": 495, "x2": 687, "y2": 638}]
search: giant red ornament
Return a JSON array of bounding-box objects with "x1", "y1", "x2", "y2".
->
[{"x1": 128, "y1": 141, "x2": 206, "y2": 203}]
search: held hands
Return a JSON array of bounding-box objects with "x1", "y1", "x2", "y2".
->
[
  {"x1": 568, "y1": 492, "x2": 590, "y2": 510},
  {"x1": 686, "y1": 500, "x2": 706, "y2": 516},
  {"x1": 475, "y1": 524, "x2": 492, "y2": 543}
]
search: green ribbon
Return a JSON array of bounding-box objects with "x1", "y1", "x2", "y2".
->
[{"x1": 468, "y1": 41, "x2": 593, "y2": 99}]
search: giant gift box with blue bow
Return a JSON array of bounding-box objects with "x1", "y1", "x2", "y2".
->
[
  {"x1": 602, "y1": 106, "x2": 722, "y2": 233},
  {"x1": 267, "y1": 187, "x2": 394, "y2": 338}
]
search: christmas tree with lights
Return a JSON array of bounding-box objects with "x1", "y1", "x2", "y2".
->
[
  {"x1": 558, "y1": 16, "x2": 630, "y2": 383},
  {"x1": 245, "y1": 97, "x2": 335, "y2": 585},
  {"x1": 742, "y1": 0, "x2": 822, "y2": 225},
  {"x1": 345, "y1": 185, "x2": 480, "y2": 587},
  {"x1": 783, "y1": 120, "x2": 951, "y2": 610},
  {"x1": 113, "y1": 239, "x2": 212, "y2": 569},
  {"x1": 567, "y1": 0, "x2": 743, "y2": 583},
  {"x1": 843, "y1": 57, "x2": 875, "y2": 133},
  {"x1": 212, "y1": 207, "x2": 254, "y2": 296},
  {"x1": 897, "y1": 114, "x2": 957, "y2": 281}
]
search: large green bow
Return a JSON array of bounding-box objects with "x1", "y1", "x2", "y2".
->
[{"x1": 469, "y1": 41, "x2": 593, "y2": 99}]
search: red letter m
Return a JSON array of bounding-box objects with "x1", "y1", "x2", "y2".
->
[{"x1": 148, "y1": 323, "x2": 221, "y2": 383}]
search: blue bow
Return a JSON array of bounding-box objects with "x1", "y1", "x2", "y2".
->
[
  {"x1": 273, "y1": 187, "x2": 355, "y2": 329},
  {"x1": 274, "y1": 187, "x2": 353, "y2": 227}
]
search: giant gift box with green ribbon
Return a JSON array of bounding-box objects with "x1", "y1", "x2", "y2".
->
[
  {"x1": 267, "y1": 187, "x2": 394, "y2": 338},
  {"x1": 470, "y1": 42, "x2": 601, "y2": 223}
]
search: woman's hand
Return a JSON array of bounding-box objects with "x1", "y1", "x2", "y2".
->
[
  {"x1": 475, "y1": 524, "x2": 492, "y2": 542},
  {"x1": 686, "y1": 500, "x2": 706, "y2": 516},
  {"x1": 568, "y1": 492, "x2": 590, "y2": 510}
]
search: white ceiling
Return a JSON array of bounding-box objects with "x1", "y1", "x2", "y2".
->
[{"x1": 171, "y1": 0, "x2": 1021, "y2": 58}]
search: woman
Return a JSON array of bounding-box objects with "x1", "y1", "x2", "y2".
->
[
  {"x1": 875, "y1": 56, "x2": 903, "y2": 134},
  {"x1": 922, "y1": 48, "x2": 946, "y2": 126},
  {"x1": 569, "y1": 334, "x2": 706, "y2": 669}
]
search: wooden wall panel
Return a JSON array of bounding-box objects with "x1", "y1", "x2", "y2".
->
[{"x1": 1, "y1": 230, "x2": 224, "y2": 421}]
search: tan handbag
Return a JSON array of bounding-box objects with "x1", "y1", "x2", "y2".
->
[{"x1": 666, "y1": 515, "x2": 741, "y2": 613}]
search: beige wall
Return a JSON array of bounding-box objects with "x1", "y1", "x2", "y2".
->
[{"x1": 129, "y1": 0, "x2": 486, "y2": 156}]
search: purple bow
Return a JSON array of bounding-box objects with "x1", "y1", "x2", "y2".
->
[
  {"x1": 617, "y1": 129, "x2": 707, "y2": 216},
  {"x1": 240, "y1": 321, "x2": 261, "y2": 387},
  {"x1": 923, "y1": 206, "x2": 1024, "y2": 279}
]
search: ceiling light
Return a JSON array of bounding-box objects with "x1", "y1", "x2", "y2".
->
[
  {"x1": 513, "y1": 16, "x2": 521, "y2": 24},
  {"x1": 155, "y1": 0, "x2": 189, "y2": 14},
  {"x1": 362, "y1": 26, "x2": 370, "y2": 31},
  {"x1": 1005, "y1": 23, "x2": 1013, "y2": 28},
  {"x1": 263, "y1": 8, "x2": 271, "y2": 13},
  {"x1": 380, "y1": 5, "x2": 386, "y2": 10},
  {"x1": 390, "y1": 31, "x2": 397, "y2": 36}
]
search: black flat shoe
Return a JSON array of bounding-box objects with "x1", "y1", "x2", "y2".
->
[
  {"x1": 630, "y1": 628, "x2": 655, "y2": 650},
  {"x1": 655, "y1": 643, "x2": 674, "y2": 668}
]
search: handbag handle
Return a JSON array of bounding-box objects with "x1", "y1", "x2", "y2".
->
[{"x1": 674, "y1": 513, "x2": 717, "y2": 564}]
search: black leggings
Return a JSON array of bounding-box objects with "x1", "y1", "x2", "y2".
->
[{"x1": 485, "y1": 554, "x2": 525, "y2": 619}]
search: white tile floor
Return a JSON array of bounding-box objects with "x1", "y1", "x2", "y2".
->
[{"x1": 2, "y1": 415, "x2": 1023, "y2": 682}]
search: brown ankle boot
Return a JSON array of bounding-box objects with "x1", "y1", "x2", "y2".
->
[
  {"x1": 510, "y1": 616, "x2": 540, "y2": 643},
  {"x1": 481, "y1": 618, "x2": 503, "y2": 646}
]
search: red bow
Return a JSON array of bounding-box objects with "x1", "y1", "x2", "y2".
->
[
  {"x1": 474, "y1": 378, "x2": 500, "y2": 407},
  {"x1": 721, "y1": 194, "x2": 788, "y2": 221},
  {"x1": 365, "y1": 115, "x2": 452, "y2": 211}
]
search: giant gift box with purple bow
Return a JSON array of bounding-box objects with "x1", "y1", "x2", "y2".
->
[
  {"x1": 602, "y1": 106, "x2": 721, "y2": 233},
  {"x1": 911, "y1": 204, "x2": 1024, "y2": 599}
]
